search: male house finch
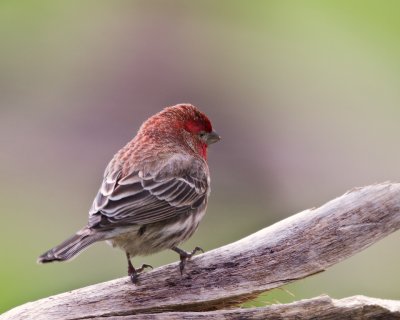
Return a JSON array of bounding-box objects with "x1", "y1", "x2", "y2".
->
[{"x1": 38, "y1": 104, "x2": 220, "y2": 283}]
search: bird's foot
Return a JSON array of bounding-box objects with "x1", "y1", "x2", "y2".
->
[
  {"x1": 172, "y1": 246, "x2": 204, "y2": 275},
  {"x1": 126, "y1": 252, "x2": 153, "y2": 284},
  {"x1": 128, "y1": 263, "x2": 153, "y2": 284}
]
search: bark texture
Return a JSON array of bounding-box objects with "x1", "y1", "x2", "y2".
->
[{"x1": 87, "y1": 295, "x2": 400, "y2": 320}]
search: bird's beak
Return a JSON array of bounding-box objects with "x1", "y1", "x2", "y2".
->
[{"x1": 206, "y1": 130, "x2": 221, "y2": 145}]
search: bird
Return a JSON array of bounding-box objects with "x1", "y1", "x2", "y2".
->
[{"x1": 38, "y1": 103, "x2": 220, "y2": 283}]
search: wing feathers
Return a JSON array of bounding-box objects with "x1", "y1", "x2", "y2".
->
[
  {"x1": 88, "y1": 157, "x2": 209, "y2": 229},
  {"x1": 109, "y1": 182, "x2": 143, "y2": 201}
]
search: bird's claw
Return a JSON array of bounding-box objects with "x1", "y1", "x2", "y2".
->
[
  {"x1": 191, "y1": 246, "x2": 204, "y2": 255},
  {"x1": 136, "y1": 263, "x2": 153, "y2": 273},
  {"x1": 173, "y1": 246, "x2": 204, "y2": 275},
  {"x1": 128, "y1": 263, "x2": 153, "y2": 284}
]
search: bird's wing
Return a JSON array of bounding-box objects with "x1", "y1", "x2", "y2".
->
[{"x1": 88, "y1": 155, "x2": 209, "y2": 229}]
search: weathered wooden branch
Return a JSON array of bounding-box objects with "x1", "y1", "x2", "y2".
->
[
  {"x1": 3, "y1": 182, "x2": 400, "y2": 320},
  {"x1": 63, "y1": 295, "x2": 400, "y2": 319}
]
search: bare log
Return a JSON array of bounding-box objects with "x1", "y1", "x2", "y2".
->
[
  {"x1": 82, "y1": 295, "x2": 400, "y2": 319},
  {"x1": 2, "y1": 182, "x2": 400, "y2": 320}
]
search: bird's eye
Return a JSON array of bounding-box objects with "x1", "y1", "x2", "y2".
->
[{"x1": 199, "y1": 131, "x2": 206, "y2": 139}]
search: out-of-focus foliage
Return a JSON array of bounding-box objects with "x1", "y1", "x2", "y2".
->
[{"x1": 1, "y1": 0, "x2": 400, "y2": 313}]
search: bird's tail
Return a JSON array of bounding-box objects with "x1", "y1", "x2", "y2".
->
[{"x1": 37, "y1": 227, "x2": 104, "y2": 263}]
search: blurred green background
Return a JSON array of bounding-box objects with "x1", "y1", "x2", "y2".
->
[{"x1": 2, "y1": 0, "x2": 400, "y2": 313}]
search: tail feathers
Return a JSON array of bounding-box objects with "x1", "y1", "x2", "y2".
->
[{"x1": 37, "y1": 228, "x2": 104, "y2": 263}]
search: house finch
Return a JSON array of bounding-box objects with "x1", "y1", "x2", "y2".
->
[{"x1": 38, "y1": 104, "x2": 220, "y2": 283}]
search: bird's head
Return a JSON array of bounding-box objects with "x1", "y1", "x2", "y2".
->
[{"x1": 139, "y1": 103, "x2": 220, "y2": 160}]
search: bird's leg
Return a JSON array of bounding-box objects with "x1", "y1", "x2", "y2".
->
[
  {"x1": 126, "y1": 253, "x2": 153, "y2": 284},
  {"x1": 172, "y1": 246, "x2": 204, "y2": 275},
  {"x1": 126, "y1": 253, "x2": 138, "y2": 284}
]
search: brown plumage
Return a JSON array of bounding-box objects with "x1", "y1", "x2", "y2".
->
[{"x1": 38, "y1": 104, "x2": 220, "y2": 283}]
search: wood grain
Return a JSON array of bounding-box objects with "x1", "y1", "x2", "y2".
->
[
  {"x1": 87, "y1": 295, "x2": 400, "y2": 319},
  {"x1": 3, "y1": 182, "x2": 400, "y2": 320}
]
